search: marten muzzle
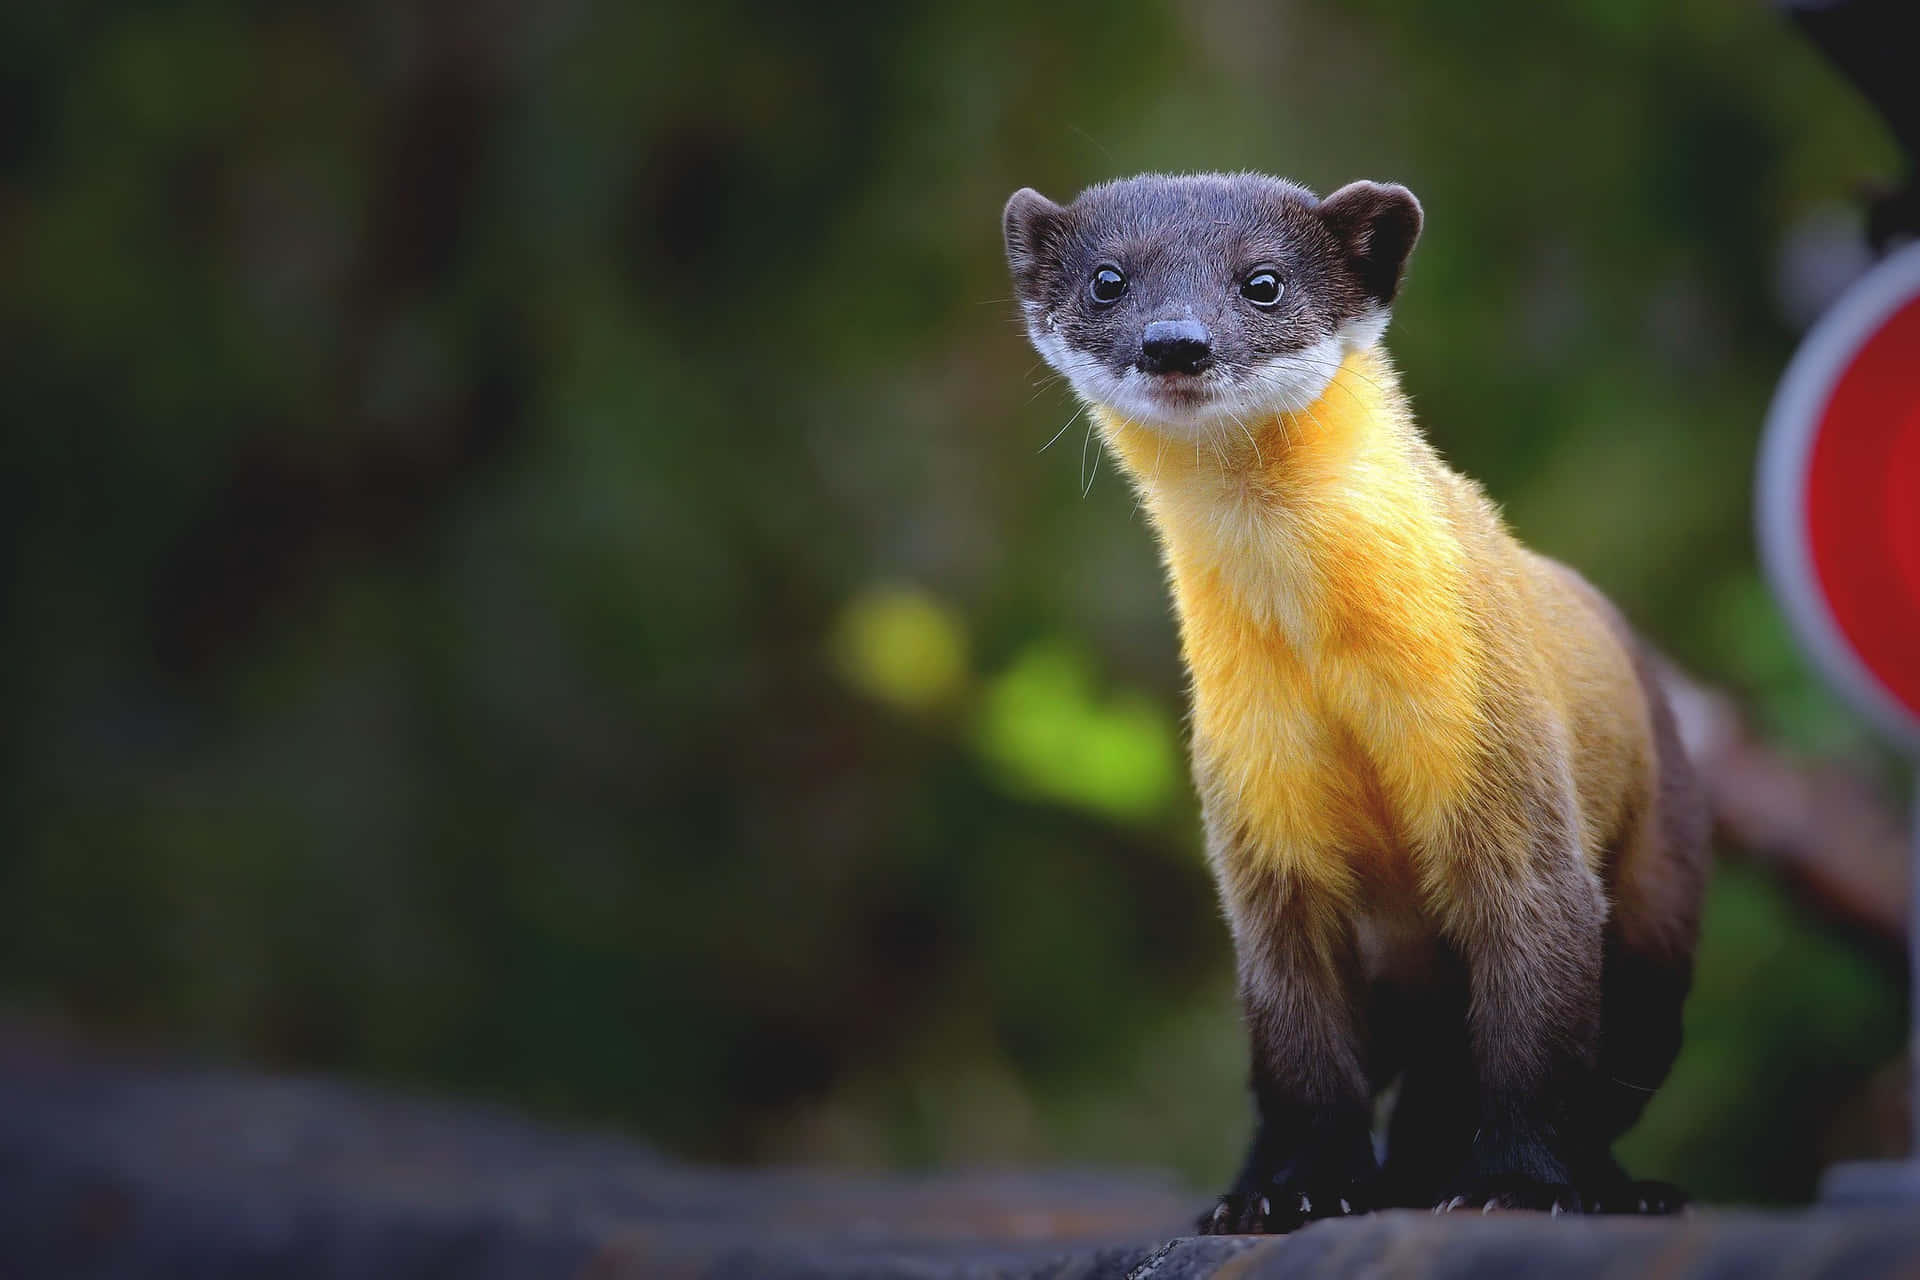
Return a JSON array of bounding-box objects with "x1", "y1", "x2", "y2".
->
[{"x1": 1140, "y1": 318, "x2": 1213, "y2": 375}]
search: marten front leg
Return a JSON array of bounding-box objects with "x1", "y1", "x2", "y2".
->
[
  {"x1": 1430, "y1": 800, "x2": 1606, "y2": 1216},
  {"x1": 1201, "y1": 866, "x2": 1379, "y2": 1235}
]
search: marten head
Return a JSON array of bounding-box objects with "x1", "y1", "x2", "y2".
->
[{"x1": 1004, "y1": 172, "x2": 1421, "y2": 437}]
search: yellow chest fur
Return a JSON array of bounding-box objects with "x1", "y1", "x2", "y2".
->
[{"x1": 1098, "y1": 352, "x2": 1487, "y2": 900}]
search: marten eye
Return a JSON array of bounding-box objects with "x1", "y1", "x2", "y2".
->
[
  {"x1": 1088, "y1": 265, "x2": 1126, "y2": 305},
  {"x1": 1240, "y1": 270, "x2": 1283, "y2": 309}
]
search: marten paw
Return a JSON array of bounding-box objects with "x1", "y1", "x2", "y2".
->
[
  {"x1": 1198, "y1": 1183, "x2": 1370, "y2": 1235},
  {"x1": 1198, "y1": 1191, "x2": 1271, "y2": 1234},
  {"x1": 1585, "y1": 1178, "x2": 1689, "y2": 1215},
  {"x1": 1434, "y1": 1176, "x2": 1581, "y2": 1216}
]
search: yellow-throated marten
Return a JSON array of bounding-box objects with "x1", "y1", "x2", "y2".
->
[{"x1": 1003, "y1": 173, "x2": 1709, "y2": 1231}]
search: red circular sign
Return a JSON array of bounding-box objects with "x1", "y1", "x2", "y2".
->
[{"x1": 1759, "y1": 241, "x2": 1920, "y2": 753}]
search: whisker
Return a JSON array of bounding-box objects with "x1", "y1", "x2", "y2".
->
[
  {"x1": 1267, "y1": 380, "x2": 1300, "y2": 449},
  {"x1": 1271, "y1": 400, "x2": 1295, "y2": 450},
  {"x1": 1131, "y1": 430, "x2": 1167, "y2": 521},
  {"x1": 1283, "y1": 354, "x2": 1389, "y2": 398},
  {"x1": 1239, "y1": 375, "x2": 1297, "y2": 448},
  {"x1": 1039, "y1": 403, "x2": 1085, "y2": 453},
  {"x1": 1024, "y1": 377, "x2": 1065, "y2": 406},
  {"x1": 1287, "y1": 369, "x2": 1373, "y2": 418},
  {"x1": 1066, "y1": 121, "x2": 1117, "y2": 166},
  {"x1": 1302, "y1": 399, "x2": 1334, "y2": 444},
  {"x1": 1206, "y1": 425, "x2": 1228, "y2": 474},
  {"x1": 1278, "y1": 359, "x2": 1372, "y2": 398},
  {"x1": 1080, "y1": 414, "x2": 1101, "y2": 498},
  {"x1": 1227, "y1": 405, "x2": 1263, "y2": 468}
]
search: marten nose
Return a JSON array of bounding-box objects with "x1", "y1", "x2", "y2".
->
[{"x1": 1139, "y1": 319, "x2": 1212, "y2": 375}]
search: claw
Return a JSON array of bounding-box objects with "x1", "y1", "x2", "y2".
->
[
  {"x1": 1482, "y1": 1200, "x2": 1499, "y2": 1215},
  {"x1": 1210, "y1": 1201, "x2": 1230, "y2": 1230},
  {"x1": 1259, "y1": 1196, "x2": 1271, "y2": 1220},
  {"x1": 1637, "y1": 1199, "x2": 1648, "y2": 1213},
  {"x1": 1443, "y1": 1195, "x2": 1469, "y2": 1214},
  {"x1": 1550, "y1": 1202, "x2": 1564, "y2": 1218},
  {"x1": 1298, "y1": 1193, "x2": 1312, "y2": 1215},
  {"x1": 1338, "y1": 1198, "x2": 1351, "y2": 1215}
]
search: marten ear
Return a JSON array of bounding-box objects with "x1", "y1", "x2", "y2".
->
[
  {"x1": 1318, "y1": 181, "x2": 1423, "y2": 305},
  {"x1": 1004, "y1": 188, "x2": 1069, "y2": 301}
]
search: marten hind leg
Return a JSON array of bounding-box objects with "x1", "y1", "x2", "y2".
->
[
  {"x1": 1377, "y1": 970, "x2": 1474, "y2": 1209},
  {"x1": 1571, "y1": 932, "x2": 1695, "y2": 1213},
  {"x1": 1379, "y1": 933, "x2": 1690, "y2": 1216},
  {"x1": 1576, "y1": 653, "x2": 1709, "y2": 1215}
]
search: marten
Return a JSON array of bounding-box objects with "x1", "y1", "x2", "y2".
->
[{"x1": 1002, "y1": 172, "x2": 1709, "y2": 1232}]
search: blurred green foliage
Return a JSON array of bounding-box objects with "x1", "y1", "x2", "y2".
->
[
  {"x1": 977, "y1": 641, "x2": 1181, "y2": 823},
  {"x1": 0, "y1": 0, "x2": 1909, "y2": 1204}
]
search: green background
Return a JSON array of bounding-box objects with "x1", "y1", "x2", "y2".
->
[{"x1": 0, "y1": 0, "x2": 1910, "y2": 1204}]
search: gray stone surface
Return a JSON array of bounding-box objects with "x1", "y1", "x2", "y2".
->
[{"x1": 2, "y1": 1021, "x2": 1917, "y2": 1278}]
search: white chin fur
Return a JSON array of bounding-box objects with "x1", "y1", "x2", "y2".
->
[{"x1": 1028, "y1": 304, "x2": 1389, "y2": 440}]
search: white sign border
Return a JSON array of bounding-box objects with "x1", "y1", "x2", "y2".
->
[{"x1": 1757, "y1": 238, "x2": 1920, "y2": 754}]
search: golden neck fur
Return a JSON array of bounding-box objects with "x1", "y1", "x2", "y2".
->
[{"x1": 1094, "y1": 348, "x2": 1498, "y2": 901}]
